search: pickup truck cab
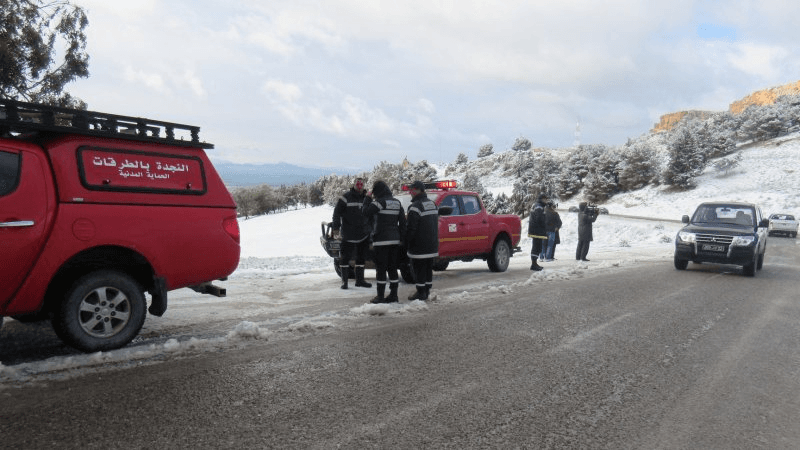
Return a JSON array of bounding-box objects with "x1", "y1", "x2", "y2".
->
[
  {"x1": 767, "y1": 213, "x2": 798, "y2": 238},
  {"x1": 674, "y1": 202, "x2": 768, "y2": 277},
  {"x1": 0, "y1": 99, "x2": 240, "y2": 352},
  {"x1": 321, "y1": 180, "x2": 522, "y2": 282}
]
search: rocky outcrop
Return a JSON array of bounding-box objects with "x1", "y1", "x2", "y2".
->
[
  {"x1": 728, "y1": 80, "x2": 800, "y2": 114},
  {"x1": 652, "y1": 110, "x2": 714, "y2": 133}
]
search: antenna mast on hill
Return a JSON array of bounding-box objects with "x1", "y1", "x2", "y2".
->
[{"x1": 573, "y1": 120, "x2": 581, "y2": 148}]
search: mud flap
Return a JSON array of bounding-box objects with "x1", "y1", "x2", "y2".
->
[{"x1": 148, "y1": 276, "x2": 168, "y2": 317}]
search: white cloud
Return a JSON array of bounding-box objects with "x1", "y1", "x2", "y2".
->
[
  {"x1": 123, "y1": 67, "x2": 168, "y2": 93},
  {"x1": 728, "y1": 43, "x2": 788, "y2": 80}
]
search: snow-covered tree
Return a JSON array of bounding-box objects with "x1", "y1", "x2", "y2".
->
[
  {"x1": 662, "y1": 128, "x2": 705, "y2": 189},
  {"x1": 512, "y1": 136, "x2": 532, "y2": 152},
  {"x1": 477, "y1": 143, "x2": 494, "y2": 158}
]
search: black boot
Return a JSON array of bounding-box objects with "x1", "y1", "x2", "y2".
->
[
  {"x1": 408, "y1": 286, "x2": 425, "y2": 301},
  {"x1": 530, "y1": 259, "x2": 543, "y2": 271},
  {"x1": 425, "y1": 284, "x2": 432, "y2": 300},
  {"x1": 371, "y1": 283, "x2": 386, "y2": 304},
  {"x1": 385, "y1": 282, "x2": 399, "y2": 303},
  {"x1": 340, "y1": 265, "x2": 349, "y2": 289},
  {"x1": 355, "y1": 266, "x2": 372, "y2": 288}
]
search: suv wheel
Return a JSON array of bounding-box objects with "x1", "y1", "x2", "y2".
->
[
  {"x1": 757, "y1": 251, "x2": 765, "y2": 270},
  {"x1": 488, "y1": 238, "x2": 511, "y2": 272},
  {"x1": 674, "y1": 256, "x2": 688, "y2": 270},
  {"x1": 53, "y1": 270, "x2": 147, "y2": 352},
  {"x1": 742, "y1": 255, "x2": 757, "y2": 277}
]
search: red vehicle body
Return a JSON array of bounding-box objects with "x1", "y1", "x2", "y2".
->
[
  {"x1": 0, "y1": 100, "x2": 240, "y2": 352},
  {"x1": 397, "y1": 181, "x2": 522, "y2": 272}
]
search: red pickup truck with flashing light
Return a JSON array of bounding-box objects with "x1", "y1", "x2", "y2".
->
[
  {"x1": 321, "y1": 180, "x2": 522, "y2": 282},
  {"x1": 0, "y1": 99, "x2": 240, "y2": 352}
]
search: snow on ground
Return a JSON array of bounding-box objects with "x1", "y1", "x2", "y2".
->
[{"x1": 1, "y1": 138, "x2": 799, "y2": 385}]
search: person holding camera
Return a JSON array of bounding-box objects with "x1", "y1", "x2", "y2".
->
[{"x1": 576, "y1": 201, "x2": 598, "y2": 262}]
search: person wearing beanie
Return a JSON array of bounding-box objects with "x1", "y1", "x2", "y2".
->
[
  {"x1": 362, "y1": 180, "x2": 406, "y2": 303},
  {"x1": 405, "y1": 181, "x2": 438, "y2": 300},
  {"x1": 527, "y1": 192, "x2": 548, "y2": 271}
]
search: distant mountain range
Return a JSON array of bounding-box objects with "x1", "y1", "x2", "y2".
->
[{"x1": 213, "y1": 161, "x2": 359, "y2": 188}]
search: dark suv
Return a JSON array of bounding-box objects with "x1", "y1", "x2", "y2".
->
[{"x1": 674, "y1": 202, "x2": 768, "y2": 276}]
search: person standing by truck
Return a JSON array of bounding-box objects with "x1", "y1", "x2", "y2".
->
[
  {"x1": 576, "y1": 201, "x2": 598, "y2": 261},
  {"x1": 332, "y1": 178, "x2": 372, "y2": 289},
  {"x1": 405, "y1": 181, "x2": 439, "y2": 301},
  {"x1": 528, "y1": 193, "x2": 548, "y2": 271},
  {"x1": 363, "y1": 180, "x2": 406, "y2": 303}
]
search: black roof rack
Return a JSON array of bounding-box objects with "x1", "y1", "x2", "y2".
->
[{"x1": 0, "y1": 98, "x2": 213, "y2": 149}]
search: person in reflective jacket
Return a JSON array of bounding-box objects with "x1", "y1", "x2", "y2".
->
[
  {"x1": 332, "y1": 178, "x2": 372, "y2": 289},
  {"x1": 363, "y1": 180, "x2": 406, "y2": 303},
  {"x1": 405, "y1": 180, "x2": 438, "y2": 301},
  {"x1": 527, "y1": 193, "x2": 548, "y2": 271}
]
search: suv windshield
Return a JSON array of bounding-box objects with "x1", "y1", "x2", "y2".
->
[{"x1": 692, "y1": 204, "x2": 755, "y2": 227}]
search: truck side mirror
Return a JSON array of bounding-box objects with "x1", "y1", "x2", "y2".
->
[
  {"x1": 438, "y1": 206, "x2": 453, "y2": 216},
  {"x1": 758, "y1": 218, "x2": 769, "y2": 228},
  {"x1": 682, "y1": 215, "x2": 690, "y2": 224}
]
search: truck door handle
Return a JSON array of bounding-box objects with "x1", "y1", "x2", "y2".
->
[{"x1": 0, "y1": 220, "x2": 35, "y2": 228}]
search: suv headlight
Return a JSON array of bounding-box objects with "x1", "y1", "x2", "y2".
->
[
  {"x1": 677, "y1": 231, "x2": 696, "y2": 243},
  {"x1": 731, "y1": 235, "x2": 755, "y2": 246}
]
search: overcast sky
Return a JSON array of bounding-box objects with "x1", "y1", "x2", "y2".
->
[{"x1": 68, "y1": 0, "x2": 800, "y2": 170}]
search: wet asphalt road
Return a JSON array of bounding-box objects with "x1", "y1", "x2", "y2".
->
[{"x1": 2, "y1": 238, "x2": 800, "y2": 448}]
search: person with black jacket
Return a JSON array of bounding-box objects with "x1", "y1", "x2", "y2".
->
[
  {"x1": 576, "y1": 201, "x2": 598, "y2": 261},
  {"x1": 544, "y1": 202, "x2": 562, "y2": 261},
  {"x1": 405, "y1": 180, "x2": 438, "y2": 301},
  {"x1": 527, "y1": 193, "x2": 548, "y2": 271},
  {"x1": 332, "y1": 178, "x2": 372, "y2": 289},
  {"x1": 362, "y1": 180, "x2": 406, "y2": 303}
]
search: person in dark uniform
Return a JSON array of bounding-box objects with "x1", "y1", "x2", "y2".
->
[
  {"x1": 576, "y1": 201, "x2": 598, "y2": 261},
  {"x1": 528, "y1": 193, "x2": 548, "y2": 271},
  {"x1": 405, "y1": 180, "x2": 438, "y2": 301},
  {"x1": 332, "y1": 178, "x2": 372, "y2": 289},
  {"x1": 363, "y1": 180, "x2": 406, "y2": 303}
]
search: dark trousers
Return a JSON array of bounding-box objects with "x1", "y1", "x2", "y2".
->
[
  {"x1": 339, "y1": 239, "x2": 369, "y2": 268},
  {"x1": 410, "y1": 258, "x2": 433, "y2": 289},
  {"x1": 576, "y1": 240, "x2": 591, "y2": 260},
  {"x1": 374, "y1": 245, "x2": 400, "y2": 284},
  {"x1": 530, "y1": 237, "x2": 547, "y2": 261}
]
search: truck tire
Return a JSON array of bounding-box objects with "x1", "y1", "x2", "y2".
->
[
  {"x1": 487, "y1": 238, "x2": 511, "y2": 272},
  {"x1": 674, "y1": 256, "x2": 688, "y2": 270},
  {"x1": 432, "y1": 260, "x2": 449, "y2": 271},
  {"x1": 742, "y1": 254, "x2": 757, "y2": 277},
  {"x1": 52, "y1": 270, "x2": 147, "y2": 352},
  {"x1": 757, "y1": 251, "x2": 765, "y2": 270}
]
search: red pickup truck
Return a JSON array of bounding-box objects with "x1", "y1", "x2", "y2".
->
[
  {"x1": 0, "y1": 99, "x2": 240, "y2": 352},
  {"x1": 321, "y1": 180, "x2": 522, "y2": 281}
]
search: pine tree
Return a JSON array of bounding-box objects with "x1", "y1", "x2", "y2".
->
[{"x1": 0, "y1": 0, "x2": 90, "y2": 107}]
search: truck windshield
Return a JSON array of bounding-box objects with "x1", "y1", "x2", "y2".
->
[{"x1": 692, "y1": 205, "x2": 755, "y2": 227}]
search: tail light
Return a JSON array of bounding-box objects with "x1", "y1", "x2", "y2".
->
[{"x1": 223, "y1": 215, "x2": 240, "y2": 244}]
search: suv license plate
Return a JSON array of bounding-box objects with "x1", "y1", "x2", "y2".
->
[{"x1": 702, "y1": 244, "x2": 725, "y2": 252}]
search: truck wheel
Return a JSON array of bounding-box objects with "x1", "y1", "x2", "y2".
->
[
  {"x1": 674, "y1": 256, "x2": 688, "y2": 270},
  {"x1": 487, "y1": 238, "x2": 511, "y2": 272},
  {"x1": 432, "y1": 260, "x2": 449, "y2": 271},
  {"x1": 399, "y1": 261, "x2": 415, "y2": 284},
  {"x1": 52, "y1": 270, "x2": 147, "y2": 352},
  {"x1": 757, "y1": 251, "x2": 765, "y2": 270},
  {"x1": 742, "y1": 254, "x2": 757, "y2": 277}
]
